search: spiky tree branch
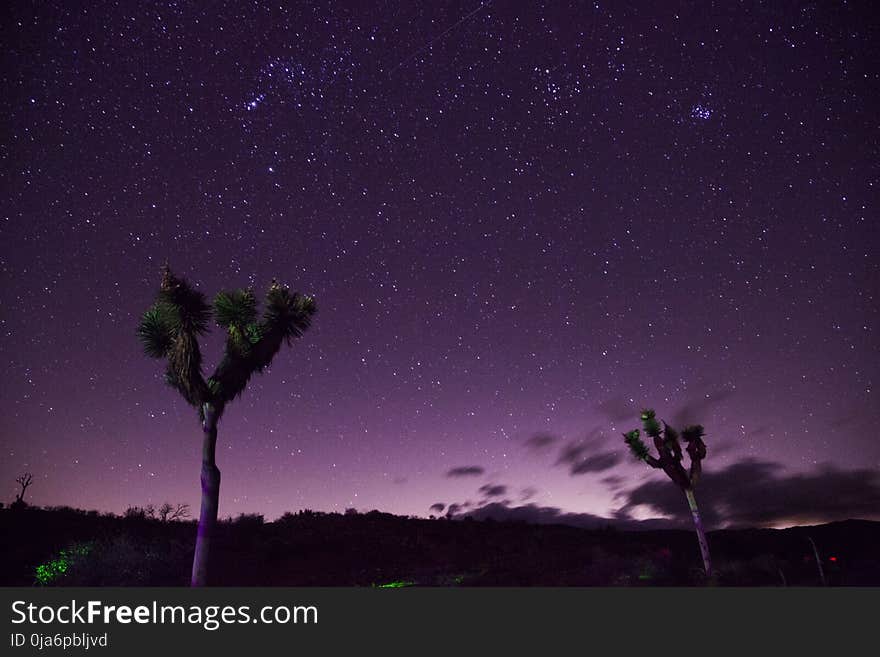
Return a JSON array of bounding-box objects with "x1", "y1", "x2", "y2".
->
[
  {"x1": 623, "y1": 430, "x2": 661, "y2": 469},
  {"x1": 138, "y1": 265, "x2": 211, "y2": 409},
  {"x1": 208, "y1": 280, "x2": 316, "y2": 405},
  {"x1": 682, "y1": 424, "x2": 707, "y2": 486},
  {"x1": 625, "y1": 409, "x2": 694, "y2": 489}
]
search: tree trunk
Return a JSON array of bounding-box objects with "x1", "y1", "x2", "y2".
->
[
  {"x1": 807, "y1": 536, "x2": 826, "y2": 586},
  {"x1": 684, "y1": 488, "x2": 712, "y2": 577},
  {"x1": 191, "y1": 403, "x2": 220, "y2": 587}
]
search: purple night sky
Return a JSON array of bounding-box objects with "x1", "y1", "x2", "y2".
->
[{"x1": 2, "y1": 1, "x2": 878, "y2": 529}]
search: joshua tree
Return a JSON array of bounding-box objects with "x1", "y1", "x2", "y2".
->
[
  {"x1": 14, "y1": 472, "x2": 33, "y2": 506},
  {"x1": 138, "y1": 265, "x2": 316, "y2": 586},
  {"x1": 623, "y1": 409, "x2": 711, "y2": 576}
]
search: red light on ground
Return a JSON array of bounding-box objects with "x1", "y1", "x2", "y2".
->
[{"x1": 829, "y1": 556, "x2": 838, "y2": 562}]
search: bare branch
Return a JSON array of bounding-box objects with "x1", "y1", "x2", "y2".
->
[
  {"x1": 157, "y1": 502, "x2": 174, "y2": 522},
  {"x1": 170, "y1": 503, "x2": 190, "y2": 521},
  {"x1": 14, "y1": 472, "x2": 33, "y2": 503}
]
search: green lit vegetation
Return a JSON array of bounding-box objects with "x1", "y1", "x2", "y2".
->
[
  {"x1": 376, "y1": 580, "x2": 415, "y2": 588},
  {"x1": 34, "y1": 542, "x2": 93, "y2": 585}
]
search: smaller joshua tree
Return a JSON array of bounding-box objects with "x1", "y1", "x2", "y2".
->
[
  {"x1": 624, "y1": 410, "x2": 711, "y2": 576},
  {"x1": 14, "y1": 472, "x2": 33, "y2": 506}
]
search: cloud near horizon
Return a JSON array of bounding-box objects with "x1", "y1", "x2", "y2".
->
[
  {"x1": 479, "y1": 483, "x2": 507, "y2": 497},
  {"x1": 520, "y1": 486, "x2": 538, "y2": 501},
  {"x1": 618, "y1": 458, "x2": 880, "y2": 528},
  {"x1": 461, "y1": 501, "x2": 679, "y2": 531},
  {"x1": 555, "y1": 434, "x2": 622, "y2": 476},
  {"x1": 441, "y1": 457, "x2": 880, "y2": 531}
]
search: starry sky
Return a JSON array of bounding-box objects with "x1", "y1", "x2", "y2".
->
[{"x1": 2, "y1": 1, "x2": 878, "y2": 529}]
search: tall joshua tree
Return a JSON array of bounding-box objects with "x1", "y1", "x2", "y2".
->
[
  {"x1": 623, "y1": 409, "x2": 711, "y2": 576},
  {"x1": 138, "y1": 265, "x2": 316, "y2": 586}
]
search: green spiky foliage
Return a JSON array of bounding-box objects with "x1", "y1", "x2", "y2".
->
[
  {"x1": 137, "y1": 266, "x2": 212, "y2": 407},
  {"x1": 626, "y1": 408, "x2": 698, "y2": 489},
  {"x1": 208, "y1": 281, "x2": 316, "y2": 404},
  {"x1": 137, "y1": 302, "x2": 178, "y2": 358},
  {"x1": 623, "y1": 429, "x2": 651, "y2": 462},
  {"x1": 138, "y1": 267, "x2": 317, "y2": 412},
  {"x1": 640, "y1": 408, "x2": 662, "y2": 438},
  {"x1": 214, "y1": 289, "x2": 258, "y2": 330},
  {"x1": 213, "y1": 289, "x2": 260, "y2": 361},
  {"x1": 158, "y1": 266, "x2": 212, "y2": 335}
]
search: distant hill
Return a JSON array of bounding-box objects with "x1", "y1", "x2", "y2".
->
[{"x1": 2, "y1": 506, "x2": 877, "y2": 586}]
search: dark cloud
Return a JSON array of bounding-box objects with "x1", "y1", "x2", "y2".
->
[
  {"x1": 392, "y1": 477, "x2": 408, "y2": 485},
  {"x1": 462, "y1": 502, "x2": 677, "y2": 531},
  {"x1": 600, "y1": 475, "x2": 625, "y2": 489},
  {"x1": 446, "y1": 466, "x2": 485, "y2": 478},
  {"x1": 446, "y1": 503, "x2": 462, "y2": 517},
  {"x1": 478, "y1": 483, "x2": 507, "y2": 497},
  {"x1": 464, "y1": 502, "x2": 607, "y2": 528},
  {"x1": 670, "y1": 387, "x2": 735, "y2": 429},
  {"x1": 555, "y1": 440, "x2": 589, "y2": 466},
  {"x1": 429, "y1": 503, "x2": 445, "y2": 513},
  {"x1": 570, "y1": 451, "x2": 622, "y2": 475},
  {"x1": 555, "y1": 437, "x2": 621, "y2": 476},
  {"x1": 520, "y1": 486, "x2": 538, "y2": 501},
  {"x1": 619, "y1": 458, "x2": 880, "y2": 528},
  {"x1": 524, "y1": 433, "x2": 559, "y2": 451},
  {"x1": 707, "y1": 440, "x2": 740, "y2": 457}
]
